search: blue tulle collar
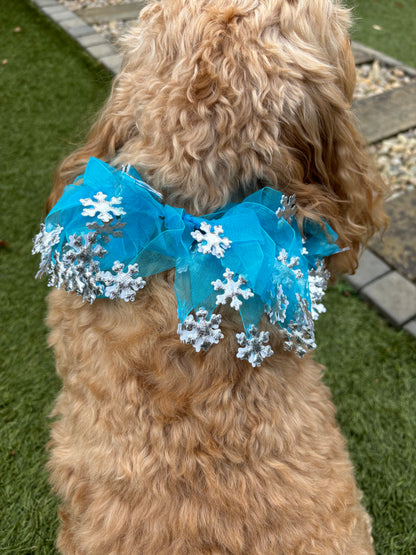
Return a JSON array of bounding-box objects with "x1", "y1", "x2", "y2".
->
[{"x1": 33, "y1": 157, "x2": 340, "y2": 366}]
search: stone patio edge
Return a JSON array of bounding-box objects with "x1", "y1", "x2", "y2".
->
[{"x1": 29, "y1": 0, "x2": 416, "y2": 339}]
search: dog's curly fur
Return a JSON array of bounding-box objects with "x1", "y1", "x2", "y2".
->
[{"x1": 45, "y1": 0, "x2": 388, "y2": 552}]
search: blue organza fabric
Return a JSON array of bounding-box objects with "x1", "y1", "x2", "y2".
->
[{"x1": 33, "y1": 157, "x2": 340, "y2": 363}]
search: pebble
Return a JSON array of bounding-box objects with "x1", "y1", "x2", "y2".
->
[
  {"x1": 369, "y1": 129, "x2": 416, "y2": 198},
  {"x1": 354, "y1": 60, "x2": 415, "y2": 100},
  {"x1": 57, "y1": 0, "x2": 416, "y2": 199},
  {"x1": 93, "y1": 20, "x2": 133, "y2": 44}
]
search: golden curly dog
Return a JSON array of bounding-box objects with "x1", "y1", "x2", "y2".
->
[{"x1": 44, "y1": 0, "x2": 387, "y2": 552}]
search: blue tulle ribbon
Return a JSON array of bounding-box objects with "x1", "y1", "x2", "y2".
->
[{"x1": 33, "y1": 157, "x2": 340, "y2": 363}]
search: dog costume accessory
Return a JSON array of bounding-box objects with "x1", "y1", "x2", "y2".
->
[{"x1": 33, "y1": 158, "x2": 340, "y2": 366}]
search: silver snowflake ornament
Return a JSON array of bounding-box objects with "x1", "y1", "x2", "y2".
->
[
  {"x1": 191, "y1": 221, "x2": 232, "y2": 258},
  {"x1": 98, "y1": 261, "x2": 146, "y2": 302},
  {"x1": 276, "y1": 194, "x2": 297, "y2": 222},
  {"x1": 212, "y1": 268, "x2": 254, "y2": 310},
  {"x1": 308, "y1": 259, "x2": 331, "y2": 320},
  {"x1": 32, "y1": 223, "x2": 63, "y2": 278},
  {"x1": 178, "y1": 308, "x2": 224, "y2": 352},
  {"x1": 236, "y1": 325, "x2": 273, "y2": 367},
  {"x1": 267, "y1": 284, "x2": 289, "y2": 324},
  {"x1": 64, "y1": 232, "x2": 106, "y2": 265},
  {"x1": 277, "y1": 248, "x2": 303, "y2": 279},
  {"x1": 80, "y1": 192, "x2": 126, "y2": 223},
  {"x1": 86, "y1": 219, "x2": 126, "y2": 242},
  {"x1": 283, "y1": 294, "x2": 316, "y2": 357},
  {"x1": 47, "y1": 251, "x2": 104, "y2": 303}
]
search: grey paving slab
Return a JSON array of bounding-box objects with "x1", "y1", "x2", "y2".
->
[
  {"x1": 100, "y1": 54, "x2": 123, "y2": 74},
  {"x1": 35, "y1": 0, "x2": 58, "y2": 6},
  {"x1": 77, "y1": 33, "x2": 108, "y2": 48},
  {"x1": 86, "y1": 43, "x2": 117, "y2": 59},
  {"x1": 42, "y1": 5, "x2": 68, "y2": 15},
  {"x1": 351, "y1": 42, "x2": 375, "y2": 66},
  {"x1": 74, "y1": 2, "x2": 145, "y2": 24},
  {"x1": 60, "y1": 16, "x2": 89, "y2": 30},
  {"x1": 352, "y1": 82, "x2": 416, "y2": 144},
  {"x1": 345, "y1": 249, "x2": 390, "y2": 290},
  {"x1": 52, "y1": 10, "x2": 75, "y2": 21},
  {"x1": 69, "y1": 24, "x2": 95, "y2": 39},
  {"x1": 369, "y1": 188, "x2": 416, "y2": 284},
  {"x1": 361, "y1": 272, "x2": 416, "y2": 326},
  {"x1": 403, "y1": 319, "x2": 416, "y2": 339}
]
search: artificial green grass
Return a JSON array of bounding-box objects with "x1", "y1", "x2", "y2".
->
[
  {"x1": 0, "y1": 0, "x2": 112, "y2": 552},
  {"x1": 348, "y1": 0, "x2": 416, "y2": 67},
  {"x1": 0, "y1": 1, "x2": 415, "y2": 554},
  {"x1": 316, "y1": 282, "x2": 416, "y2": 554}
]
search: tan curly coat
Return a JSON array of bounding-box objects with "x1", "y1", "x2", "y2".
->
[{"x1": 45, "y1": 0, "x2": 388, "y2": 552}]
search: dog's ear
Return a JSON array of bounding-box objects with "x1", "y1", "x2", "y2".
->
[{"x1": 274, "y1": 46, "x2": 389, "y2": 277}]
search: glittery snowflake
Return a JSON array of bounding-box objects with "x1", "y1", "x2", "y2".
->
[
  {"x1": 236, "y1": 325, "x2": 273, "y2": 367},
  {"x1": 63, "y1": 232, "x2": 107, "y2": 266},
  {"x1": 191, "y1": 222, "x2": 232, "y2": 258},
  {"x1": 308, "y1": 259, "x2": 331, "y2": 320},
  {"x1": 276, "y1": 194, "x2": 297, "y2": 222},
  {"x1": 42, "y1": 231, "x2": 107, "y2": 303},
  {"x1": 267, "y1": 284, "x2": 289, "y2": 324},
  {"x1": 48, "y1": 251, "x2": 104, "y2": 303},
  {"x1": 277, "y1": 249, "x2": 303, "y2": 279},
  {"x1": 86, "y1": 219, "x2": 126, "y2": 242},
  {"x1": 98, "y1": 260, "x2": 146, "y2": 302},
  {"x1": 32, "y1": 223, "x2": 63, "y2": 278},
  {"x1": 212, "y1": 268, "x2": 254, "y2": 310},
  {"x1": 177, "y1": 308, "x2": 224, "y2": 352},
  {"x1": 283, "y1": 294, "x2": 316, "y2": 357},
  {"x1": 80, "y1": 192, "x2": 126, "y2": 223}
]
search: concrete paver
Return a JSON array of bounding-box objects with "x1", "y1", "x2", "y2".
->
[
  {"x1": 345, "y1": 250, "x2": 390, "y2": 290},
  {"x1": 404, "y1": 319, "x2": 416, "y2": 339},
  {"x1": 86, "y1": 43, "x2": 117, "y2": 59},
  {"x1": 353, "y1": 82, "x2": 416, "y2": 143},
  {"x1": 361, "y1": 272, "x2": 416, "y2": 326},
  {"x1": 77, "y1": 33, "x2": 109, "y2": 48},
  {"x1": 351, "y1": 42, "x2": 375, "y2": 65},
  {"x1": 370, "y1": 189, "x2": 416, "y2": 284},
  {"x1": 100, "y1": 54, "x2": 123, "y2": 74}
]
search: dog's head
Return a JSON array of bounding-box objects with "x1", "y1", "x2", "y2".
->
[{"x1": 52, "y1": 0, "x2": 387, "y2": 275}]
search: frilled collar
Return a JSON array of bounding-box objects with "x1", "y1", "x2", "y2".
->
[{"x1": 33, "y1": 157, "x2": 339, "y2": 366}]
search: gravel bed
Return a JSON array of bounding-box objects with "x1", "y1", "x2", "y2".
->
[
  {"x1": 370, "y1": 129, "x2": 416, "y2": 199},
  {"x1": 354, "y1": 60, "x2": 415, "y2": 100}
]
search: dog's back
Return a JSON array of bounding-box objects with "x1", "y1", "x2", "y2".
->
[{"x1": 44, "y1": 0, "x2": 387, "y2": 552}]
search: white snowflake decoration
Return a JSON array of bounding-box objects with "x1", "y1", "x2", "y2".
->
[
  {"x1": 283, "y1": 294, "x2": 316, "y2": 357},
  {"x1": 178, "y1": 308, "x2": 224, "y2": 352},
  {"x1": 98, "y1": 261, "x2": 146, "y2": 302},
  {"x1": 308, "y1": 259, "x2": 331, "y2": 320},
  {"x1": 267, "y1": 284, "x2": 289, "y2": 324},
  {"x1": 191, "y1": 222, "x2": 232, "y2": 258},
  {"x1": 42, "y1": 231, "x2": 107, "y2": 303},
  {"x1": 212, "y1": 268, "x2": 254, "y2": 310},
  {"x1": 32, "y1": 223, "x2": 63, "y2": 278},
  {"x1": 48, "y1": 251, "x2": 104, "y2": 303},
  {"x1": 80, "y1": 192, "x2": 126, "y2": 223},
  {"x1": 64, "y1": 232, "x2": 106, "y2": 266},
  {"x1": 276, "y1": 194, "x2": 297, "y2": 222},
  {"x1": 236, "y1": 325, "x2": 273, "y2": 367},
  {"x1": 277, "y1": 248, "x2": 303, "y2": 279}
]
